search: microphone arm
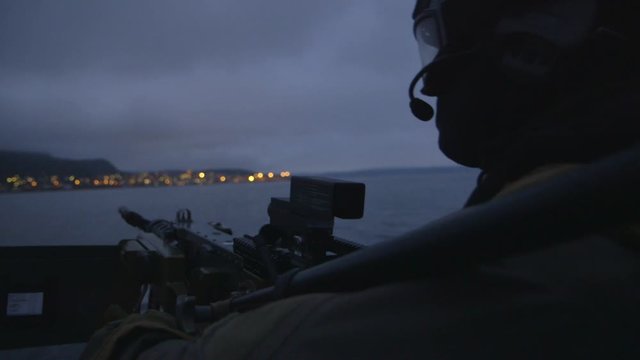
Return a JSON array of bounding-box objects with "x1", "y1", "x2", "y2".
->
[{"x1": 409, "y1": 65, "x2": 435, "y2": 121}]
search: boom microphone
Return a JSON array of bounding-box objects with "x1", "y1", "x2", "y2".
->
[{"x1": 408, "y1": 65, "x2": 434, "y2": 121}]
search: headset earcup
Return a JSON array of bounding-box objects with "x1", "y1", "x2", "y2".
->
[
  {"x1": 492, "y1": 0, "x2": 597, "y2": 85},
  {"x1": 496, "y1": 33, "x2": 558, "y2": 84}
]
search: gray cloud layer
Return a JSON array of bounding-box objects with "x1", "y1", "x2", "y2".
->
[{"x1": 0, "y1": 0, "x2": 450, "y2": 173}]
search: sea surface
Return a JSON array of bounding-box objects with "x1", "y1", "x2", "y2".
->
[
  {"x1": 0, "y1": 167, "x2": 478, "y2": 247},
  {"x1": 0, "y1": 167, "x2": 478, "y2": 359}
]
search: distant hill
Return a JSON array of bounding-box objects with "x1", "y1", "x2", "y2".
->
[{"x1": 0, "y1": 150, "x2": 119, "y2": 178}]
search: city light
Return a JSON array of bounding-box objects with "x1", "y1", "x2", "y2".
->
[{"x1": 3, "y1": 168, "x2": 292, "y2": 193}]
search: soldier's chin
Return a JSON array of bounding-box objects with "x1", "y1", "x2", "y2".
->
[{"x1": 438, "y1": 134, "x2": 481, "y2": 168}]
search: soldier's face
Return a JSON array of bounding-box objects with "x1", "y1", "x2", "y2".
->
[
  {"x1": 432, "y1": 51, "x2": 549, "y2": 168},
  {"x1": 432, "y1": 55, "x2": 502, "y2": 167}
]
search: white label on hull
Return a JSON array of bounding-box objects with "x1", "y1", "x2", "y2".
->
[{"x1": 6, "y1": 292, "x2": 44, "y2": 316}]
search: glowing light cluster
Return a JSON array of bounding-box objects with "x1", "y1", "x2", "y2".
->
[{"x1": 2, "y1": 167, "x2": 293, "y2": 193}]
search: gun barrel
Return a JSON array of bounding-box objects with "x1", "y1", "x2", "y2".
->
[{"x1": 118, "y1": 207, "x2": 151, "y2": 230}]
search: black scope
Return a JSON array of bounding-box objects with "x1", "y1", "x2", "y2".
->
[{"x1": 288, "y1": 176, "x2": 365, "y2": 220}]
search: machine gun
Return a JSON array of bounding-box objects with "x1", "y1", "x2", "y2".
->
[{"x1": 117, "y1": 176, "x2": 365, "y2": 333}]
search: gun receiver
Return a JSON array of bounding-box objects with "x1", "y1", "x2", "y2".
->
[{"x1": 118, "y1": 176, "x2": 365, "y2": 333}]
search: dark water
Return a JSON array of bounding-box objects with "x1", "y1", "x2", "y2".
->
[
  {"x1": 0, "y1": 167, "x2": 477, "y2": 359},
  {"x1": 0, "y1": 167, "x2": 478, "y2": 247}
]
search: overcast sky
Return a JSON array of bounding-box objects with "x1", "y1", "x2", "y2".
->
[{"x1": 0, "y1": 0, "x2": 452, "y2": 173}]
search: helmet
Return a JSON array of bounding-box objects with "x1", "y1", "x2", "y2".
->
[
  {"x1": 412, "y1": 0, "x2": 604, "y2": 93},
  {"x1": 409, "y1": 0, "x2": 640, "y2": 168}
]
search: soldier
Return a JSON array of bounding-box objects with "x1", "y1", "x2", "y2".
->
[
  {"x1": 83, "y1": 0, "x2": 640, "y2": 358},
  {"x1": 409, "y1": 0, "x2": 640, "y2": 206}
]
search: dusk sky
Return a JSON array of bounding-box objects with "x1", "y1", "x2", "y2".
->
[{"x1": 0, "y1": 0, "x2": 452, "y2": 173}]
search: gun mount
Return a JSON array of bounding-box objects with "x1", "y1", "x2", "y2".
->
[{"x1": 118, "y1": 176, "x2": 365, "y2": 333}]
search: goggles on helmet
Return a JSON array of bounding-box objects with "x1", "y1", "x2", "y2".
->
[{"x1": 413, "y1": 0, "x2": 447, "y2": 68}]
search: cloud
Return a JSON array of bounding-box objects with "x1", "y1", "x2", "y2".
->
[
  {"x1": 0, "y1": 0, "x2": 351, "y2": 74},
  {"x1": 0, "y1": 0, "x2": 452, "y2": 173}
]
